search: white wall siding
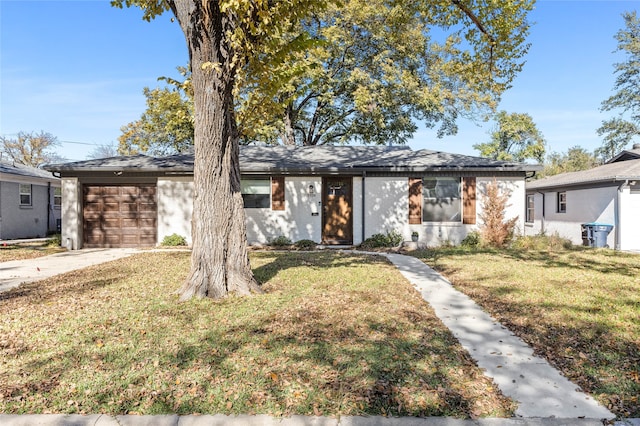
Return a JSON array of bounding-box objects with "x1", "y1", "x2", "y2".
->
[
  {"x1": 363, "y1": 176, "x2": 526, "y2": 247},
  {"x1": 157, "y1": 177, "x2": 194, "y2": 245},
  {"x1": 524, "y1": 192, "x2": 544, "y2": 235},
  {"x1": 477, "y1": 177, "x2": 526, "y2": 237},
  {"x1": 61, "y1": 177, "x2": 81, "y2": 249},
  {"x1": 245, "y1": 177, "x2": 323, "y2": 244},
  {"x1": 352, "y1": 177, "x2": 363, "y2": 245},
  {"x1": 619, "y1": 186, "x2": 640, "y2": 251},
  {"x1": 525, "y1": 186, "x2": 617, "y2": 246},
  {"x1": 364, "y1": 177, "x2": 408, "y2": 240}
]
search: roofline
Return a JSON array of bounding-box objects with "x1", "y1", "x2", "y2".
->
[
  {"x1": 48, "y1": 164, "x2": 541, "y2": 175},
  {"x1": 527, "y1": 175, "x2": 640, "y2": 191}
]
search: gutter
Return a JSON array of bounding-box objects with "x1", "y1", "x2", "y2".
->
[{"x1": 47, "y1": 182, "x2": 52, "y2": 234}]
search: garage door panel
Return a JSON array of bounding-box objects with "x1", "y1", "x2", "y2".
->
[
  {"x1": 138, "y1": 218, "x2": 156, "y2": 227},
  {"x1": 121, "y1": 203, "x2": 138, "y2": 212},
  {"x1": 83, "y1": 184, "x2": 157, "y2": 248}
]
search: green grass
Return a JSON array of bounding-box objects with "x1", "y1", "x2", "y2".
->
[
  {"x1": 0, "y1": 240, "x2": 66, "y2": 262},
  {"x1": 0, "y1": 251, "x2": 514, "y2": 417},
  {"x1": 412, "y1": 245, "x2": 640, "y2": 417}
]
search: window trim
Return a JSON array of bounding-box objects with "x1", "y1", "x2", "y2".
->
[
  {"x1": 19, "y1": 183, "x2": 32, "y2": 206},
  {"x1": 526, "y1": 194, "x2": 535, "y2": 223},
  {"x1": 240, "y1": 178, "x2": 271, "y2": 209},
  {"x1": 422, "y1": 176, "x2": 462, "y2": 223},
  {"x1": 557, "y1": 191, "x2": 567, "y2": 213},
  {"x1": 54, "y1": 186, "x2": 62, "y2": 208}
]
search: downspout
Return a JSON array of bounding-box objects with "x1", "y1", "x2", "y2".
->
[
  {"x1": 361, "y1": 171, "x2": 366, "y2": 244},
  {"x1": 615, "y1": 180, "x2": 629, "y2": 250},
  {"x1": 47, "y1": 182, "x2": 52, "y2": 234}
]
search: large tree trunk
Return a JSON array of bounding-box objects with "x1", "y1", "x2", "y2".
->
[{"x1": 171, "y1": 0, "x2": 262, "y2": 299}]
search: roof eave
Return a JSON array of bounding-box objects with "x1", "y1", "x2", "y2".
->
[{"x1": 527, "y1": 175, "x2": 640, "y2": 191}]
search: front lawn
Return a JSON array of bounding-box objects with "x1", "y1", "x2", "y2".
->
[
  {"x1": 0, "y1": 239, "x2": 65, "y2": 262},
  {"x1": 0, "y1": 251, "x2": 514, "y2": 417},
  {"x1": 413, "y1": 246, "x2": 640, "y2": 417}
]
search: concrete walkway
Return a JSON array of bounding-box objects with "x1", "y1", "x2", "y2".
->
[
  {"x1": 0, "y1": 248, "x2": 138, "y2": 293},
  {"x1": 0, "y1": 249, "x2": 633, "y2": 425},
  {"x1": 381, "y1": 253, "x2": 614, "y2": 419}
]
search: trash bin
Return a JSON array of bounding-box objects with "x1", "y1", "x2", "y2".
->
[{"x1": 581, "y1": 223, "x2": 614, "y2": 248}]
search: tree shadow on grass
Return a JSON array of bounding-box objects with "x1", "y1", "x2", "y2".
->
[{"x1": 0, "y1": 251, "x2": 512, "y2": 418}]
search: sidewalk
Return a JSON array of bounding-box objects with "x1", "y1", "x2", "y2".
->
[{"x1": 0, "y1": 413, "x2": 632, "y2": 426}]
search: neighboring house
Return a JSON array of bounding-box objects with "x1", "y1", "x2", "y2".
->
[
  {"x1": 525, "y1": 144, "x2": 640, "y2": 251},
  {"x1": 44, "y1": 145, "x2": 539, "y2": 249},
  {"x1": 0, "y1": 161, "x2": 62, "y2": 240}
]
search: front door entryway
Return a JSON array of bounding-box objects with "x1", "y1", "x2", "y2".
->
[{"x1": 322, "y1": 177, "x2": 353, "y2": 244}]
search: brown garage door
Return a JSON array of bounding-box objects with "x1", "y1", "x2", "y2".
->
[{"x1": 83, "y1": 185, "x2": 157, "y2": 248}]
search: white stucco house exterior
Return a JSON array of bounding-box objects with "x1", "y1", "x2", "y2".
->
[
  {"x1": 44, "y1": 145, "x2": 539, "y2": 249},
  {"x1": 525, "y1": 145, "x2": 640, "y2": 251},
  {"x1": 0, "y1": 161, "x2": 61, "y2": 240}
]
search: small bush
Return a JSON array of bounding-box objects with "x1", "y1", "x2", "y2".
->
[
  {"x1": 161, "y1": 234, "x2": 188, "y2": 247},
  {"x1": 294, "y1": 239, "x2": 317, "y2": 250},
  {"x1": 360, "y1": 230, "x2": 403, "y2": 249},
  {"x1": 46, "y1": 234, "x2": 62, "y2": 247},
  {"x1": 478, "y1": 180, "x2": 519, "y2": 248},
  {"x1": 270, "y1": 236, "x2": 293, "y2": 247},
  {"x1": 512, "y1": 233, "x2": 573, "y2": 251},
  {"x1": 460, "y1": 231, "x2": 481, "y2": 248}
]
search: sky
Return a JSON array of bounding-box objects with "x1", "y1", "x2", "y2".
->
[{"x1": 1, "y1": 0, "x2": 639, "y2": 162}]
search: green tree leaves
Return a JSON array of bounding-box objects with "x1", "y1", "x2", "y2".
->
[
  {"x1": 598, "y1": 11, "x2": 640, "y2": 160},
  {"x1": 474, "y1": 111, "x2": 546, "y2": 163},
  {"x1": 117, "y1": 0, "x2": 534, "y2": 151}
]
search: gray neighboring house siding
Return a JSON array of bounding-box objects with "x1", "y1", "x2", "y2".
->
[
  {"x1": 45, "y1": 145, "x2": 540, "y2": 250},
  {"x1": 0, "y1": 162, "x2": 62, "y2": 240},
  {"x1": 525, "y1": 145, "x2": 640, "y2": 251}
]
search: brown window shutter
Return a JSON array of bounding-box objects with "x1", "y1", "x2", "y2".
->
[
  {"x1": 271, "y1": 176, "x2": 285, "y2": 211},
  {"x1": 462, "y1": 177, "x2": 476, "y2": 225},
  {"x1": 408, "y1": 177, "x2": 422, "y2": 224}
]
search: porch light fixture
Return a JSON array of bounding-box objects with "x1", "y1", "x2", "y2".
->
[{"x1": 308, "y1": 184, "x2": 316, "y2": 196}]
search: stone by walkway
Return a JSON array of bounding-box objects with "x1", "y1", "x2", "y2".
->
[{"x1": 381, "y1": 253, "x2": 614, "y2": 419}]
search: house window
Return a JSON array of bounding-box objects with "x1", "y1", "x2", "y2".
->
[
  {"x1": 241, "y1": 179, "x2": 271, "y2": 208},
  {"x1": 19, "y1": 184, "x2": 32, "y2": 206},
  {"x1": 557, "y1": 191, "x2": 567, "y2": 213},
  {"x1": 526, "y1": 194, "x2": 534, "y2": 222},
  {"x1": 54, "y1": 187, "x2": 62, "y2": 207},
  {"x1": 423, "y1": 177, "x2": 461, "y2": 222}
]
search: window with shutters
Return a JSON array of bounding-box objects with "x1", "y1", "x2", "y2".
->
[{"x1": 423, "y1": 177, "x2": 461, "y2": 222}]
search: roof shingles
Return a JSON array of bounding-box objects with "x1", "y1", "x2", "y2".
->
[{"x1": 45, "y1": 145, "x2": 540, "y2": 175}]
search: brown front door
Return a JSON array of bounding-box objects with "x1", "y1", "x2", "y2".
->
[
  {"x1": 322, "y1": 177, "x2": 353, "y2": 244},
  {"x1": 83, "y1": 185, "x2": 157, "y2": 248}
]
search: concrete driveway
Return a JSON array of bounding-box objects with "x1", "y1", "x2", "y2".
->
[{"x1": 0, "y1": 248, "x2": 138, "y2": 293}]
